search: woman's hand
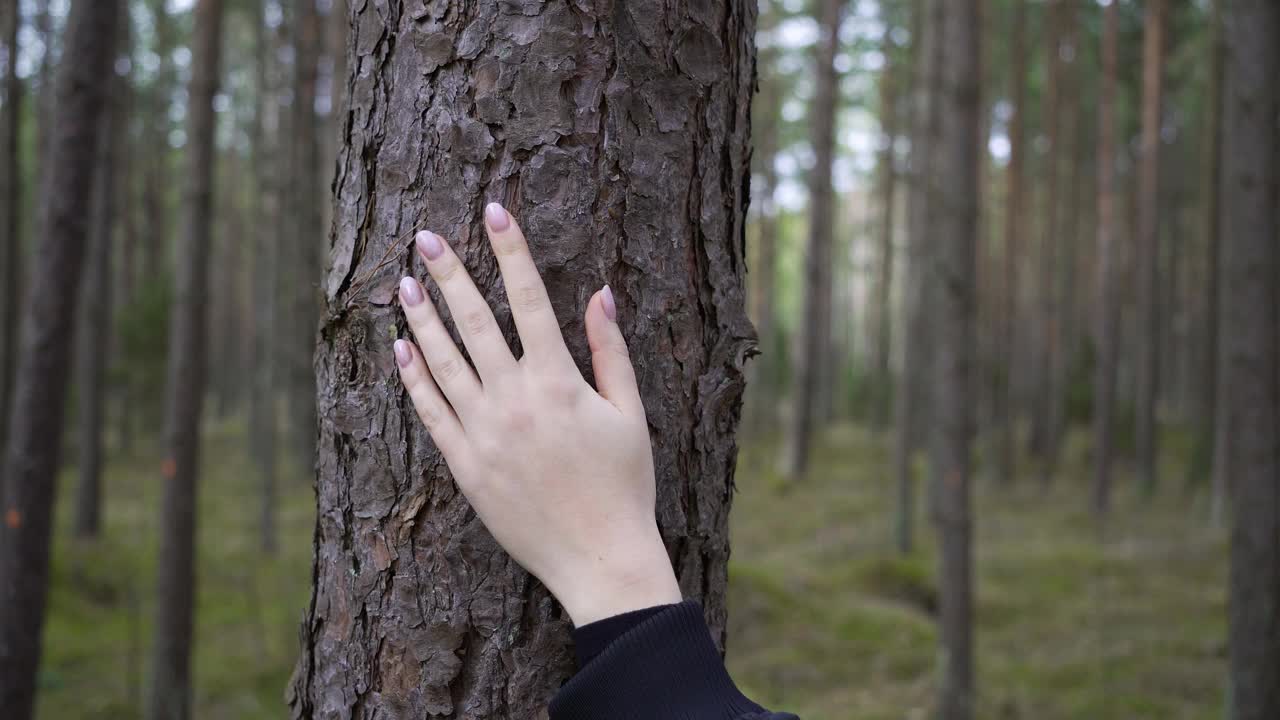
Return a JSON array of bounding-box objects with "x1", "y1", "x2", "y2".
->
[{"x1": 392, "y1": 203, "x2": 681, "y2": 627}]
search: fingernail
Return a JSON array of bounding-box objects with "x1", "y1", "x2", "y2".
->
[
  {"x1": 601, "y1": 284, "x2": 616, "y2": 322},
  {"x1": 394, "y1": 339, "x2": 413, "y2": 368},
  {"x1": 416, "y1": 230, "x2": 444, "y2": 260},
  {"x1": 485, "y1": 202, "x2": 510, "y2": 232},
  {"x1": 399, "y1": 277, "x2": 424, "y2": 306}
]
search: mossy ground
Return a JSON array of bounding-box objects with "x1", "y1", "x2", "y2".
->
[{"x1": 35, "y1": 420, "x2": 1226, "y2": 718}]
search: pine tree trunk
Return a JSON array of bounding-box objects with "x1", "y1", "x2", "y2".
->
[
  {"x1": 143, "y1": 0, "x2": 174, "y2": 280},
  {"x1": 785, "y1": 0, "x2": 843, "y2": 480},
  {"x1": 1028, "y1": 0, "x2": 1061, "y2": 465},
  {"x1": 891, "y1": 0, "x2": 934, "y2": 554},
  {"x1": 997, "y1": 0, "x2": 1027, "y2": 487},
  {"x1": 0, "y1": 0, "x2": 22, "y2": 472},
  {"x1": 872, "y1": 21, "x2": 899, "y2": 431},
  {"x1": 289, "y1": 0, "x2": 322, "y2": 479},
  {"x1": 748, "y1": 0, "x2": 780, "y2": 437},
  {"x1": 1135, "y1": 0, "x2": 1167, "y2": 494},
  {"x1": 247, "y1": 0, "x2": 279, "y2": 555},
  {"x1": 74, "y1": 28, "x2": 126, "y2": 539},
  {"x1": 0, "y1": 1, "x2": 121, "y2": 715},
  {"x1": 286, "y1": 4, "x2": 755, "y2": 717},
  {"x1": 1199, "y1": 0, "x2": 1224, "y2": 510},
  {"x1": 147, "y1": 1, "x2": 223, "y2": 717},
  {"x1": 932, "y1": 0, "x2": 978, "y2": 716},
  {"x1": 1222, "y1": 1, "x2": 1279, "y2": 716},
  {"x1": 1092, "y1": 0, "x2": 1120, "y2": 517}
]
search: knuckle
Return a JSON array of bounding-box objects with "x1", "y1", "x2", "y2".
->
[
  {"x1": 435, "y1": 357, "x2": 466, "y2": 382},
  {"x1": 462, "y1": 310, "x2": 492, "y2": 336},
  {"x1": 494, "y1": 239, "x2": 525, "y2": 257},
  {"x1": 433, "y1": 259, "x2": 461, "y2": 284},
  {"x1": 604, "y1": 338, "x2": 631, "y2": 361},
  {"x1": 511, "y1": 285, "x2": 546, "y2": 314},
  {"x1": 539, "y1": 375, "x2": 581, "y2": 405}
]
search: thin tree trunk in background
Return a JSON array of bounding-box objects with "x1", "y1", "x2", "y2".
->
[
  {"x1": 873, "y1": 20, "x2": 899, "y2": 430},
  {"x1": 1135, "y1": 0, "x2": 1167, "y2": 495},
  {"x1": 1092, "y1": 0, "x2": 1120, "y2": 517},
  {"x1": 33, "y1": 0, "x2": 52, "y2": 185},
  {"x1": 287, "y1": 2, "x2": 755, "y2": 715},
  {"x1": 786, "y1": 0, "x2": 844, "y2": 480},
  {"x1": 289, "y1": 0, "x2": 321, "y2": 479},
  {"x1": 750, "y1": 1, "x2": 780, "y2": 437},
  {"x1": 0, "y1": 0, "x2": 22, "y2": 471},
  {"x1": 1222, "y1": 2, "x2": 1279, "y2": 716},
  {"x1": 74, "y1": 25, "x2": 128, "y2": 539},
  {"x1": 248, "y1": 0, "x2": 279, "y2": 555},
  {"x1": 214, "y1": 151, "x2": 243, "y2": 418},
  {"x1": 932, "y1": 0, "x2": 978, "y2": 716},
  {"x1": 148, "y1": 0, "x2": 223, "y2": 717},
  {"x1": 1199, "y1": 0, "x2": 1224, "y2": 510},
  {"x1": 1028, "y1": 0, "x2": 1061, "y2": 465},
  {"x1": 116, "y1": 35, "x2": 138, "y2": 458},
  {"x1": 0, "y1": 1, "x2": 121, "y2": 715},
  {"x1": 143, "y1": 0, "x2": 173, "y2": 280},
  {"x1": 893, "y1": 0, "x2": 936, "y2": 554},
  {"x1": 997, "y1": 0, "x2": 1027, "y2": 487},
  {"x1": 1045, "y1": 0, "x2": 1078, "y2": 476}
]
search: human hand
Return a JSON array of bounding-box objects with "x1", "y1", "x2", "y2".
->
[{"x1": 392, "y1": 203, "x2": 682, "y2": 627}]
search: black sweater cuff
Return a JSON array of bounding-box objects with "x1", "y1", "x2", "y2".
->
[{"x1": 551, "y1": 601, "x2": 778, "y2": 720}]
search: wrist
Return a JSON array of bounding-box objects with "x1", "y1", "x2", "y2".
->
[{"x1": 550, "y1": 529, "x2": 682, "y2": 627}]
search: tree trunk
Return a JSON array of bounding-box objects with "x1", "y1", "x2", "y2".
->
[
  {"x1": 0, "y1": 1, "x2": 121, "y2": 715},
  {"x1": 147, "y1": 1, "x2": 223, "y2": 718},
  {"x1": 1135, "y1": 0, "x2": 1167, "y2": 494},
  {"x1": 247, "y1": 0, "x2": 279, "y2": 555},
  {"x1": 1028, "y1": 0, "x2": 1061, "y2": 466},
  {"x1": 289, "y1": 0, "x2": 322, "y2": 479},
  {"x1": 893, "y1": 0, "x2": 937, "y2": 555},
  {"x1": 287, "y1": 3, "x2": 755, "y2": 717},
  {"x1": 1092, "y1": 0, "x2": 1120, "y2": 517},
  {"x1": 785, "y1": 0, "x2": 844, "y2": 480},
  {"x1": 74, "y1": 25, "x2": 127, "y2": 539},
  {"x1": 749, "y1": 0, "x2": 780, "y2": 438},
  {"x1": 1222, "y1": 1, "x2": 1280, "y2": 716},
  {"x1": 872, "y1": 20, "x2": 899, "y2": 431},
  {"x1": 997, "y1": 0, "x2": 1027, "y2": 487},
  {"x1": 932, "y1": 0, "x2": 978, "y2": 717},
  {"x1": 1198, "y1": 0, "x2": 1224, "y2": 509},
  {"x1": 142, "y1": 0, "x2": 174, "y2": 280},
  {"x1": 0, "y1": 0, "x2": 22, "y2": 472}
]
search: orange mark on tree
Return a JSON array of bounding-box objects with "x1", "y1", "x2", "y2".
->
[
  {"x1": 5, "y1": 508, "x2": 20, "y2": 529},
  {"x1": 162, "y1": 457, "x2": 177, "y2": 480}
]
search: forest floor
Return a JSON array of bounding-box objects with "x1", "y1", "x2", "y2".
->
[{"x1": 34, "y1": 420, "x2": 1226, "y2": 719}]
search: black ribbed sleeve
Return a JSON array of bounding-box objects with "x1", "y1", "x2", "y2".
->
[{"x1": 550, "y1": 601, "x2": 798, "y2": 720}]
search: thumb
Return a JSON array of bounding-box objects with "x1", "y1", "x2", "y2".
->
[{"x1": 585, "y1": 285, "x2": 643, "y2": 417}]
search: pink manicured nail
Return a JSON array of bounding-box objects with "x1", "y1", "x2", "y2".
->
[
  {"x1": 601, "y1": 284, "x2": 616, "y2": 322},
  {"x1": 485, "y1": 202, "x2": 510, "y2": 232},
  {"x1": 394, "y1": 339, "x2": 413, "y2": 368},
  {"x1": 399, "y1": 277, "x2": 423, "y2": 306},
  {"x1": 416, "y1": 231, "x2": 444, "y2": 260}
]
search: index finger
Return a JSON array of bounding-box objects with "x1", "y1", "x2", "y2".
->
[{"x1": 483, "y1": 203, "x2": 572, "y2": 366}]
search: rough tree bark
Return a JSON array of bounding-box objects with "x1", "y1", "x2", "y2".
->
[
  {"x1": 0, "y1": 1, "x2": 121, "y2": 716},
  {"x1": 932, "y1": 0, "x2": 978, "y2": 717},
  {"x1": 1222, "y1": 2, "x2": 1279, "y2": 717},
  {"x1": 785, "y1": 0, "x2": 844, "y2": 480},
  {"x1": 872, "y1": 18, "x2": 899, "y2": 431},
  {"x1": 1135, "y1": 0, "x2": 1167, "y2": 494},
  {"x1": 0, "y1": 0, "x2": 21, "y2": 472},
  {"x1": 147, "y1": 1, "x2": 224, "y2": 718},
  {"x1": 997, "y1": 0, "x2": 1027, "y2": 488},
  {"x1": 74, "y1": 24, "x2": 127, "y2": 539},
  {"x1": 1092, "y1": 0, "x2": 1120, "y2": 517},
  {"x1": 286, "y1": 2, "x2": 756, "y2": 718}
]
